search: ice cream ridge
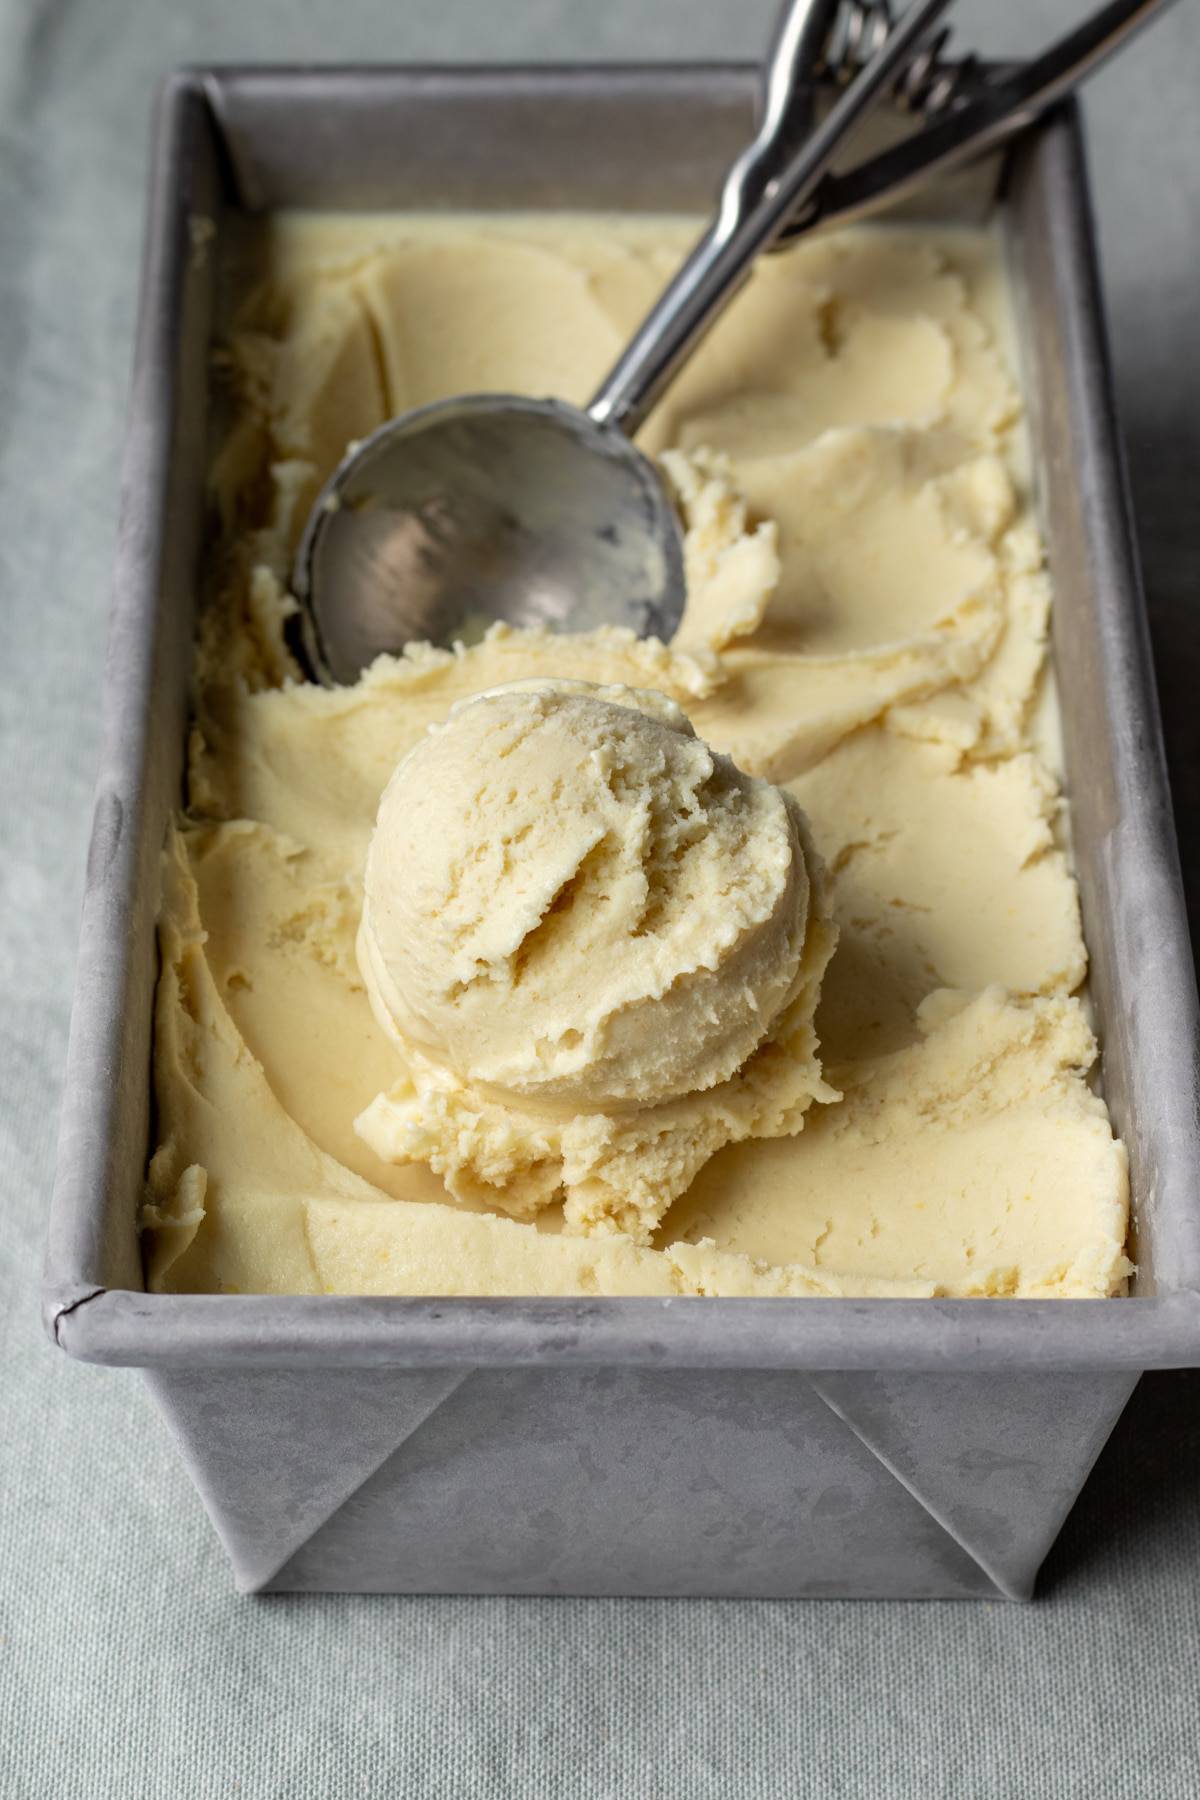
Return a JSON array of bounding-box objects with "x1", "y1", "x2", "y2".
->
[{"x1": 142, "y1": 213, "x2": 1132, "y2": 1300}]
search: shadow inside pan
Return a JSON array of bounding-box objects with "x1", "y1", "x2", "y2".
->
[{"x1": 1120, "y1": 397, "x2": 1200, "y2": 949}]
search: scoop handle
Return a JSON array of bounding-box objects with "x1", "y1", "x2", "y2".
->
[{"x1": 586, "y1": 0, "x2": 955, "y2": 437}]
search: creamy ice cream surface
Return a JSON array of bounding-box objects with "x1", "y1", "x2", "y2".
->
[
  {"x1": 354, "y1": 680, "x2": 835, "y2": 1238},
  {"x1": 141, "y1": 214, "x2": 1132, "y2": 1299}
]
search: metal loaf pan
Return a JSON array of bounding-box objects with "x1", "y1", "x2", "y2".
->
[{"x1": 45, "y1": 67, "x2": 1200, "y2": 1600}]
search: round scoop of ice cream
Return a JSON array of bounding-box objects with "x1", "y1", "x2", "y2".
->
[{"x1": 358, "y1": 680, "x2": 814, "y2": 1112}]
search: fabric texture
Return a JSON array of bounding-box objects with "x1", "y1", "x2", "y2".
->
[{"x1": 2, "y1": 0, "x2": 1198, "y2": 1794}]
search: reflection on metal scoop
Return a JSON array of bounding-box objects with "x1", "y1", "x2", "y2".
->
[
  {"x1": 295, "y1": 397, "x2": 686, "y2": 686},
  {"x1": 295, "y1": 0, "x2": 961, "y2": 680}
]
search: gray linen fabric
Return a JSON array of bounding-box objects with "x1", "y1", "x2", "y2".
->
[{"x1": 3, "y1": 1, "x2": 1198, "y2": 1795}]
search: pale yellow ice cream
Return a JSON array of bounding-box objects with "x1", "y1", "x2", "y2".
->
[
  {"x1": 141, "y1": 213, "x2": 1132, "y2": 1300},
  {"x1": 355, "y1": 679, "x2": 835, "y2": 1238}
]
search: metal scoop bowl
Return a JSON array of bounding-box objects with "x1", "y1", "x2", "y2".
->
[{"x1": 294, "y1": 396, "x2": 686, "y2": 684}]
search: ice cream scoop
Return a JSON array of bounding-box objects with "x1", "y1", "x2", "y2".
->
[
  {"x1": 293, "y1": 0, "x2": 953, "y2": 682},
  {"x1": 359, "y1": 682, "x2": 812, "y2": 1109},
  {"x1": 355, "y1": 681, "x2": 838, "y2": 1238},
  {"x1": 294, "y1": 0, "x2": 1168, "y2": 682}
]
